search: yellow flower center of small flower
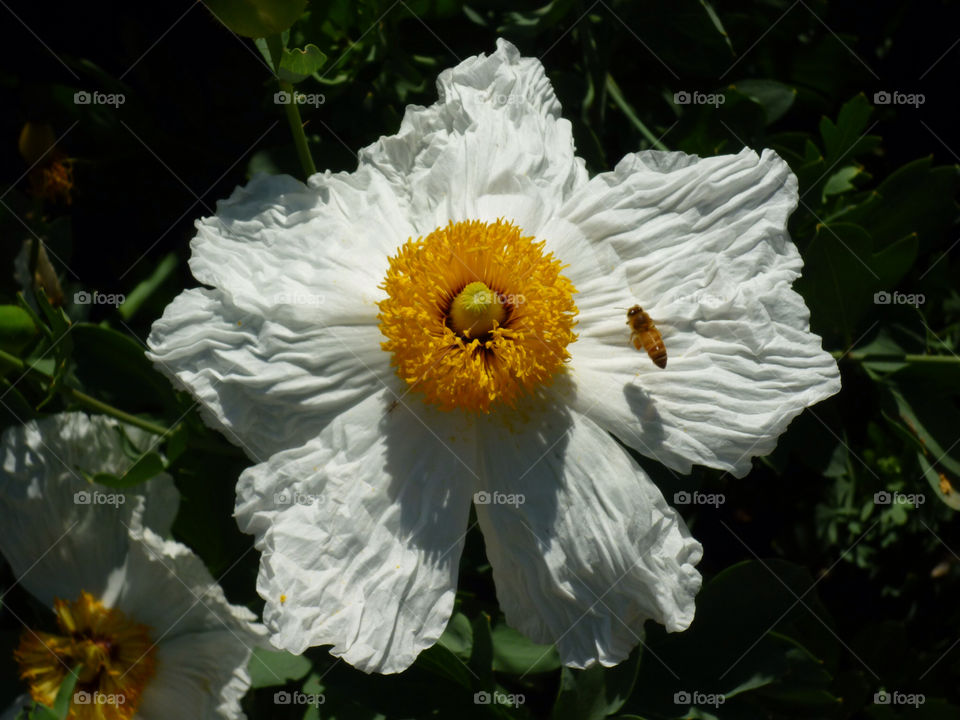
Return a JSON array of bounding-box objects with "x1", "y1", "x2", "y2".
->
[
  {"x1": 378, "y1": 219, "x2": 578, "y2": 413},
  {"x1": 15, "y1": 591, "x2": 156, "y2": 720}
]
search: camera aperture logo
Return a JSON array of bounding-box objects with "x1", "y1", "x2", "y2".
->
[
  {"x1": 673, "y1": 490, "x2": 725, "y2": 508},
  {"x1": 274, "y1": 690, "x2": 325, "y2": 706},
  {"x1": 474, "y1": 691, "x2": 525, "y2": 707},
  {"x1": 74, "y1": 489, "x2": 125, "y2": 507},
  {"x1": 873, "y1": 290, "x2": 924, "y2": 307},
  {"x1": 73, "y1": 90, "x2": 125, "y2": 108},
  {"x1": 274, "y1": 91, "x2": 325, "y2": 107},
  {"x1": 74, "y1": 290, "x2": 125, "y2": 307},
  {"x1": 673, "y1": 90, "x2": 725, "y2": 108},
  {"x1": 473, "y1": 490, "x2": 525, "y2": 507}
]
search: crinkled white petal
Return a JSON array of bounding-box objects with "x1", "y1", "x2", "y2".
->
[
  {"x1": 560, "y1": 148, "x2": 841, "y2": 476},
  {"x1": 147, "y1": 288, "x2": 391, "y2": 461},
  {"x1": 0, "y1": 412, "x2": 179, "y2": 606},
  {"x1": 357, "y1": 38, "x2": 587, "y2": 233},
  {"x1": 474, "y1": 408, "x2": 702, "y2": 667},
  {"x1": 116, "y1": 526, "x2": 265, "y2": 720},
  {"x1": 235, "y1": 388, "x2": 475, "y2": 673},
  {"x1": 187, "y1": 169, "x2": 409, "y2": 318}
]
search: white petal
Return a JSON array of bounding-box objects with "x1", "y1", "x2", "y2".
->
[
  {"x1": 357, "y1": 38, "x2": 587, "y2": 233},
  {"x1": 235, "y1": 389, "x2": 476, "y2": 673},
  {"x1": 147, "y1": 288, "x2": 391, "y2": 461},
  {"x1": 187, "y1": 169, "x2": 410, "y2": 318},
  {"x1": 474, "y1": 409, "x2": 702, "y2": 667},
  {"x1": 114, "y1": 528, "x2": 264, "y2": 720},
  {"x1": 136, "y1": 631, "x2": 255, "y2": 720},
  {"x1": 560, "y1": 148, "x2": 841, "y2": 476},
  {"x1": 0, "y1": 412, "x2": 178, "y2": 606},
  {"x1": 113, "y1": 526, "x2": 264, "y2": 642}
]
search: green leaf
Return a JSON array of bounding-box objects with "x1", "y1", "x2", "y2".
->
[
  {"x1": 698, "y1": 0, "x2": 733, "y2": 53},
  {"x1": 117, "y1": 252, "x2": 178, "y2": 321},
  {"x1": 70, "y1": 323, "x2": 179, "y2": 414},
  {"x1": 255, "y1": 33, "x2": 286, "y2": 76},
  {"x1": 85, "y1": 452, "x2": 164, "y2": 489},
  {"x1": 247, "y1": 647, "x2": 312, "y2": 688},
  {"x1": 552, "y1": 647, "x2": 641, "y2": 720},
  {"x1": 842, "y1": 157, "x2": 960, "y2": 251},
  {"x1": 819, "y1": 94, "x2": 876, "y2": 162},
  {"x1": 50, "y1": 666, "x2": 81, "y2": 719},
  {"x1": 279, "y1": 44, "x2": 327, "y2": 83},
  {"x1": 437, "y1": 611, "x2": 472, "y2": 659},
  {"x1": 918, "y1": 452, "x2": 960, "y2": 511},
  {"x1": 491, "y1": 623, "x2": 560, "y2": 674},
  {"x1": 795, "y1": 223, "x2": 877, "y2": 344},
  {"x1": 822, "y1": 165, "x2": 861, "y2": 199},
  {"x1": 415, "y1": 644, "x2": 475, "y2": 689},
  {"x1": 731, "y1": 79, "x2": 796, "y2": 124},
  {"x1": 201, "y1": 0, "x2": 307, "y2": 38},
  {"x1": 0, "y1": 305, "x2": 38, "y2": 353},
  {"x1": 468, "y1": 612, "x2": 494, "y2": 691}
]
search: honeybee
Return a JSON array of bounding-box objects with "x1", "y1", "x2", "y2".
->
[{"x1": 626, "y1": 305, "x2": 667, "y2": 369}]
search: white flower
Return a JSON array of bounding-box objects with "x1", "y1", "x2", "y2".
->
[
  {"x1": 146, "y1": 40, "x2": 840, "y2": 674},
  {"x1": 0, "y1": 412, "x2": 266, "y2": 719}
]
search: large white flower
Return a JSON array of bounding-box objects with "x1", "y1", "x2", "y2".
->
[
  {"x1": 0, "y1": 412, "x2": 266, "y2": 720},
  {"x1": 146, "y1": 40, "x2": 840, "y2": 674}
]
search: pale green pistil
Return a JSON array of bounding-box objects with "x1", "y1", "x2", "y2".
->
[{"x1": 449, "y1": 281, "x2": 506, "y2": 337}]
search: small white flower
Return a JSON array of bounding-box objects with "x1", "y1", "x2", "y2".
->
[
  {"x1": 147, "y1": 40, "x2": 840, "y2": 673},
  {"x1": 0, "y1": 412, "x2": 266, "y2": 719}
]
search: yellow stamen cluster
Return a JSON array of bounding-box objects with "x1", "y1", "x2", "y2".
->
[
  {"x1": 15, "y1": 591, "x2": 156, "y2": 720},
  {"x1": 378, "y1": 219, "x2": 578, "y2": 413}
]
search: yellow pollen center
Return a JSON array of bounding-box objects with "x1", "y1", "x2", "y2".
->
[
  {"x1": 378, "y1": 219, "x2": 578, "y2": 413},
  {"x1": 449, "y1": 281, "x2": 506, "y2": 337},
  {"x1": 15, "y1": 591, "x2": 156, "y2": 720}
]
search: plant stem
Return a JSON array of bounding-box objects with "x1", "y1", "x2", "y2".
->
[
  {"x1": 0, "y1": 348, "x2": 170, "y2": 436},
  {"x1": 280, "y1": 80, "x2": 317, "y2": 179},
  {"x1": 833, "y1": 351, "x2": 960, "y2": 364}
]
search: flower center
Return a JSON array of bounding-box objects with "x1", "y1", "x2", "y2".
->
[
  {"x1": 15, "y1": 591, "x2": 156, "y2": 720},
  {"x1": 449, "y1": 281, "x2": 506, "y2": 337},
  {"x1": 378, "y1": 219, "x2": 578, "y2": 413}
]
